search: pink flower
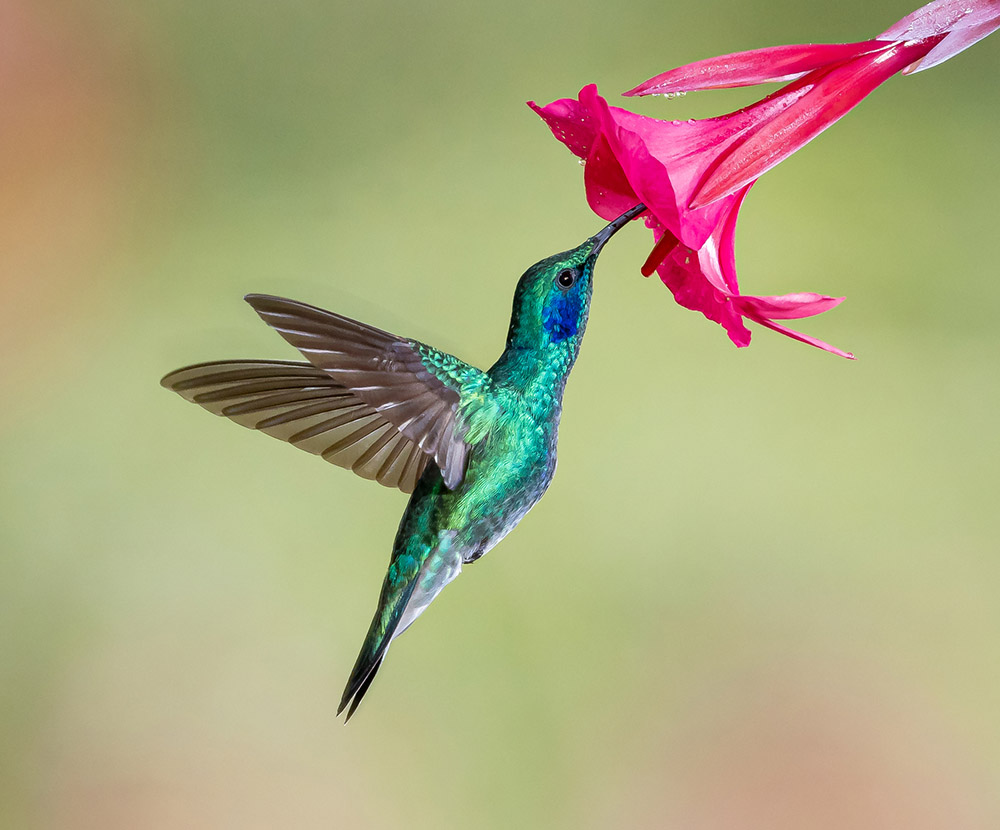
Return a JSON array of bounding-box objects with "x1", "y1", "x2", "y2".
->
[
  {"x1": 530, "y1": 0, "x2": 999, "y2": 358},
  {"x1": 625, "y1": 37, "x2": 943, "y2": 209},
  {"x1": 530, "y1": 85, "x2": 854, "y2": 357},
  {"x1": 625, "y1": 0, "x2": 999, "y2": 206},
  {"x1": 653, "y1": 186, "x2": 853, "y2": 358}
]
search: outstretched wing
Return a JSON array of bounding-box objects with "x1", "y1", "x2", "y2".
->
[
  {"x1": 244, "y1": 294, "x2": 492, "y2": 489},
  {"x1": 161, "y1": 360, "x2": 432, "y2": 493}
]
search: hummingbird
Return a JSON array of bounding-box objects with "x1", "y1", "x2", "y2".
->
[{"x1": 161, "y1": 203, "x2": 645, "y2": 719}]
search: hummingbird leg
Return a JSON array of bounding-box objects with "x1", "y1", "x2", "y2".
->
[{"x1": 463, "y1": 545, "x2": 487, "y2": 564}]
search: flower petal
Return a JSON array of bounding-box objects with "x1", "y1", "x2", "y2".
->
[
  {"x1": 532, "y1": 87, "x2": 767, "y2": 249},
  {"x1": 583, "y1": 129, "x2": 643, "y2": 222},
  {"x1": 732, "y1": 292, "x2": 845, "y2": 320},
  {"x1": 881, "y1": 0, "x2": 1000, "y2": 73},
  {"x1": 902, "y1": 14, "x2": 1000, "y2": 72},
  {"x1": 527, "y1": 97, "x2": 599, "y2": 159},
  {"x1": 750, "y1": 317, "x2": 856, "y2": 359},
  {"x1": 707, "y1": 183, "x2": 748, "y2": 295},
  {"x1": 582, "y1": 86, "x2": 743, "y2": 249},
  {"x1": 689, "y1": 36, "x2": 943, "y2": 208},
  {"x1": 625, "y1": 40, "x2": 889, "y2": 96},
  {"x1": 655, "y1": 238, "x2": 753, "y2": 347},
  {"x1": 650, "y1": 186, "x2": 755, "y2": 346},
  {"x1": 880, "y1": 0, "x2": 1000, "y2": 40}
]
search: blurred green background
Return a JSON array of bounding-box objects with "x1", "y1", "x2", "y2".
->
[{"x1": 3, "y1": 0, "x2": 999, "y2": 827}]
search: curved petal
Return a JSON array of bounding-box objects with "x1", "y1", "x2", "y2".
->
[
  {"x1": 655, "y1": 241, "x2": 752, "y2": 347},
  {"x1": 750, "y1": 317, "x2": 856, "y2": 359},
  {"x1": 583, "y1": 86, "x2": 741, "y2": 249},
  {"x1": 625, "y1": 40, "x2": 889, "y2": 96},
  {"x1": 880, "y1": 0, "x2": 1000, "y2": 40},
  {"x1": 689, "y1": 37, "x2": 942, "y2": 208},
  {"x1": 527, "y1": 97, "x2": 598, "y2": 159},
  {"x1": 583, "y1": 130, "x2": 643, "y2": 222},
  {"x1": 650, "y1": 185, "x2": 754, "y2": 349},
  {"x1": 732, "y1": 293, "x2": 845, "y2": 320},
  {"x1": 901, "y1": 14, "x2": 1000, "y2": 72}
]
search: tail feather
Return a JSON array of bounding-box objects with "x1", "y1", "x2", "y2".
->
[
  {"x1": 337, "y1": 535, "x2": 463, "y2": 721},
  {"x1": 337, "y1": 581, "x2": 416, "y2": 721},
  {"x1": 339, "y1": 655, "x2": 385, "y2": 722}
]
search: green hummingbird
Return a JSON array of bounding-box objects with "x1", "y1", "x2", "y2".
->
[{"x1": 161, "y1": 203, "x2": 645, "y2": 719}]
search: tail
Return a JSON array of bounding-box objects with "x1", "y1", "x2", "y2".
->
[
  {"x1": 338, "y1": 651, "x2": 386, "y2": 722},
  {"x1": 338, "y1": 532, "x2": 463, "y2": 721},
  {"x1": 338, "y1": 578, "x2": 417, "y2": 722}
]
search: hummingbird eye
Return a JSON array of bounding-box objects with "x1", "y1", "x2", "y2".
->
[{"x1": 556, "y1": 269, "x2": 576, "y2": 289}]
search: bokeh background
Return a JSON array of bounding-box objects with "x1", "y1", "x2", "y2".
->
[{"x1": 3, "y1": 0, "x2": 999, "y2": 827}]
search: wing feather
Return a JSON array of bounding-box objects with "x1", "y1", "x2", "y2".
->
[
  {"x1": 245, "y1": 294, "x2": 494, "y2": 489},
  {"x1": 161, "y1": 360, "x2": 430, "y2": 493}
]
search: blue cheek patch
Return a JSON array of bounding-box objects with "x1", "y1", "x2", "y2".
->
[{"x1": 543, "y1": 291, "x2": 580, "y2": 342}]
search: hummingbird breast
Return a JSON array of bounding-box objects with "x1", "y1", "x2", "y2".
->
[
  {"x1": 384, "y1": 412, "x2": 557, "y2": 639},
  {"x1": 400, "y1": 385, "x2": 561, "y2": 564},
  {"x1": 382, "y1": 359, "x2": 570, "y2": 644},
  {"x1": 457, "y1": 413, "x2": 557, "y2": 552}
]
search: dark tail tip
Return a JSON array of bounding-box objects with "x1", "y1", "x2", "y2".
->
[{"x1": 339, "y1": 656, "x2": 384, "y2": 722}]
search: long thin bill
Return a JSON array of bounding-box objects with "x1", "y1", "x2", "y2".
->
[{"x1": 589, "y1": 203, "x2": 647, "y2": 256}]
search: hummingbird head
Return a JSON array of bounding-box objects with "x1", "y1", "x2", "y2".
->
[{"x1": 505, "y1": 204, "x2": 645, "y2": 354}]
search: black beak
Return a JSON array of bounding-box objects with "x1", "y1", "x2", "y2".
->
[{"x1": 588, "y1": 203, "x2": 647, "y2": 257}]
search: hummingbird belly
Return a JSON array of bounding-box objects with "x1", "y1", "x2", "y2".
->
[
  {"x1": 395, "y1": 530, "x2": 462, "y2": 637},
  {"x1": 387, "y1": 402, "x2": 559, "y2": 641}
]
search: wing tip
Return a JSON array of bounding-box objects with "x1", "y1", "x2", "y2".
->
[
  {"x1": 244, "y1": 293, "x2": 284, "y2": 318},
  {"x1": 244, "y1": 292, "x2": 275, "y2": 304}
]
